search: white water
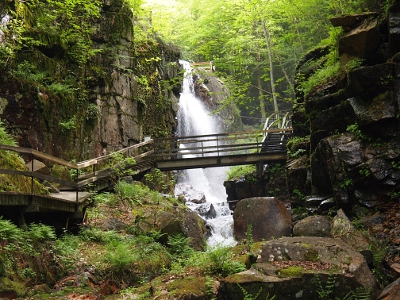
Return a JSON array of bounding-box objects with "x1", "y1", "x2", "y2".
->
[{"x1": 175, "y1": 60, "x2": 235, "y2": 247}]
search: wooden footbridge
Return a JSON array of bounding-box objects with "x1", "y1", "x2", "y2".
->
[{"x1": 0, "y1": 113, "x2": 291, "y2": 227}]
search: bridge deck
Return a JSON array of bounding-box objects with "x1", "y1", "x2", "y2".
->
[
  {"x1": 0, "y1": 191, "x2": 92, "y2": 212},
  {"x1": 155, "y1": 152, "x2": 287, "y2": 171},
  {"x1": 0, "y1": 127, "x2": 292, "y2": 213}
]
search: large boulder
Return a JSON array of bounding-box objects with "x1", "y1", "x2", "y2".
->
[
  {"x1": 338, "y1": 17, "x2": 380, "y2": 58},
  {"x1": 233, "y1": 197, "x2": 291, "y2": 242},
  {"x1": 293, "y1": 215, "x2": 331, "y2": 237},
  {"x1": 133, "y1": 206, "x2": 207, "y2": 251},
  {"x1": 220, "y1": 236, "x2": 378, "y2": 299},
  {"x1": 388, "y1": 3, "x2": 400, "y2": 55},
  {"x1": 287, "y1": 155, "x2": 309, "y2": 207},
  {"x1": 378, "y1": 277, "x2": 400, "y2": 300},
  {"x1": 331, "y1": 209, "x2": 373, "y2": 265}
]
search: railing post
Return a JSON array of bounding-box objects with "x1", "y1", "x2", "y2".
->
[
  {"x1": 217, "y1": 135, "x2": 219, "y2": 157},
  {"x1": 201, "y1": 141, "x2": 204, "y2": 157},
  {"x1": 75, "y1": 168, "x2": 79, "y2": 204},
  {"x1": 31, "y1": 154, "x2": 34, "y2": 196}
]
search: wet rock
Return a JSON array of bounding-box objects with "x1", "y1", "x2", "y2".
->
[
  {"x1": 311, "y1": 133, "x2": 362, "y2": 199},
  {"x1": 233, "y1": 197, "x2": 291, "y2": 242},
  {"x1": 175, "y1": 183, "x2": 206, "y2": 204},
  {"x1": 331, "y1": 209, "x2": 373, "y2": 265},
  {"x1": 338, "y1": 17, "x2": 380, "y2": 58},
  {"x1": 330, "y1": 13, "x2": 378, "y2": 30},
  {"x1": 222, "y1": 236, "x2": 378, "y2": 300},
  {"x1": 347, "y1": 63, "x2": 394, "y2": 100},
  {"x1": 157, "y1": 209, "x2": 207, "y2": 251},
  {"x1": 377, "y1": 277, "x2": 400, "y2": 300},
  {"x1": 305, "y1": 195, "x2": 335, "y2": 214},
  {"x1": 389, "y1": 3, "x2": 400, "y2": 55},
  {"x1": 287, "y1": 155, "x2": 309, "y2": 208},
  {"x1": 97, "y1": 217, "x2": 127, "y2": 231},
  {"x1": 293, "y1": 215, "x2": 331, "y2": 237},
  {"x1": 193, "y1": 202, "x2": 217, "y2": 219},
  {"x1": 348, "y1": 93, "x2": 396, "y2": 126}
]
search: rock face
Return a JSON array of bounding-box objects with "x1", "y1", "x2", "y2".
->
[
  {"x1": 293, "y1": 215, "x2": 332, "y2": 237},
  {"x1": 225, "y1": 163, "x2": 289, "y2": 210},
  {"x1": 0, "y1": 0, "x2": 181, "y2": 160},
  {"x1": 221, "y1": 237, "x2": 378, "y2": 300},
  {"x1": 192, "y1": 70, "x2": 243, "y2": 133},
  {"x1": 233, "y1": 197, "x2": 291, "y2": 242},
  {"x1": 289, "y1": 7, "x2": 400, "y2": 215}
]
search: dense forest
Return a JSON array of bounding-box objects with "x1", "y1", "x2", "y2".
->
[
  {"x1": 143, "y1": 0, "x2": 380, "y2": 124},
  {"x1": 1, "y1": 0, "x2": 400, "y2": 299},
  {"x1": 1, "y1": 0, "x2": 381, "y2": 126}
]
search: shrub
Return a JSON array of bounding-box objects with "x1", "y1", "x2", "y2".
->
[{"x1": 227, "y1": 165, "x2": 256, "y2": 180}]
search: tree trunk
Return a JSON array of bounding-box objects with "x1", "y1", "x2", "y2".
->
[
  {"x1": 262, "y1": 20, "x2": 278, "y2": 113},
  {"x1": 258, "y1": 75, "x2": 266, "y2": 124}
]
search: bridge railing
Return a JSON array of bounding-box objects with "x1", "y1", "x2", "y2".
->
[
  {"x1": 152, "y1": 128, "x2": 292, "y2": 160},
  {"x1": 0, "y1": 139, "x2": 155, "y2": 203}
]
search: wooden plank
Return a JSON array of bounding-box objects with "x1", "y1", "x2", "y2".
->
[
  {"x1": 94, "y1": 139, "x2": 154, "y2": 163},
  {"x1": 0, "y1": 169, "x2": 78, "y2": 188}
]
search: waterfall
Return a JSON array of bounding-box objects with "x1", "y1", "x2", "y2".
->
[{"x1": 175, "y1": 60, "x2": 235, "y2": 247}]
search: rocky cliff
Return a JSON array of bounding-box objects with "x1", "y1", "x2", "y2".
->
[
  {"x1": 289, "y1": 7, "x2": 400, "y2": 214},
  {"x1": 0, "y1": 0, "x2": 181, "y2": 161}
]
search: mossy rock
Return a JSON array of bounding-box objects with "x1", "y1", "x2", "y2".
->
[
  {"x1": 277, "y1": 266, "x2": 303, "y2": 278},
  {"x1": 0, "y1": 277, "x2": 27, "y2": 298}
]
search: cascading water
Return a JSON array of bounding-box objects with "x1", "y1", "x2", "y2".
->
[{"x1": 175, "y1": 60, "x2": 235, "y2": 247}]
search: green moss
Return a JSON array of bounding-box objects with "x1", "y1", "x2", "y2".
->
[
  {"x1": 0, "y1": 277, "x2": 27, "y2": 297},
  {"x1": 277, "y1": 266, "x2": 303, "y2": 278},
  {"x1": 167, "y1": 276, "x2": 208, "y2": 296},
  {"x1": 304, "y1": 248, "x2": 320, "y2": 262}
]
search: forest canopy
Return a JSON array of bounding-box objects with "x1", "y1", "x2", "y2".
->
[{"x1": 141, "y1": 0, "x2": 379, "y2": 125}]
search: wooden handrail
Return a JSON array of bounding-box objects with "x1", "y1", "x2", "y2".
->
[{"x1": 0, "y1": 127, "x2": 292, "y2": 199}]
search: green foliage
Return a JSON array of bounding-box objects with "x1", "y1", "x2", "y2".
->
[
  {"x1": 346, "y1": 123, "x2": 370, "y2": 141},
  {"x1": 237, "y1": 284, "x2": 265, "y2": 300},
  {"x1": 86, "y1": 103, "x2": 101, "y2": 120},
  {"x1": 227, "y1": 165, "x2": 256, "y2": 180},
  {"x1": 344, "y1": 58, "x2": 364, "y2": 73},
  {"x1": 313, "y1": 272, "x2": 337, "y2": 299},
  {"x1": 0, "y1": 120, "x2": 17, "y2": 146},
  {"x1": 109, "y1": 152, "x2": 137, "y2": 184},
  {"x1": 167, "y1": 234, "x2": 194, "y2": 259},
  {"x1": 0, "y1": 217, "x2": 23, "y2": 243},
  {"x1": 391, "y1": 161, "x2": 400, "y2": 170},
  {"x1": 143, "y1": 168, "x2": 175, "y2": 195},
  {"x1": 359, "y1": 168, "x2": 371, "y2": 178},
  {"x1": 198, "y1": 245, "x2": 246, "y2": 277},
  {"x1": 297, "y1": 60, "x2": 340, "y2": 96},
  {"x1": 245, "y1": 224, "x2": 254, "y2": 251},
  {"x1": 26, "y1": 223, "x2": 56, "y2": 243},
  {"x1": 51, "y1": 233, "x2": 80, "y2": 275},
  {"x1": 292, "y1": 189, "x2": 306, "y2": 201},
  {"x1": 59, "y1": 115, "x2": 77, "y2": 132}
]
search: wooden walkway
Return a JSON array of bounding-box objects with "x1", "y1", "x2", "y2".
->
[{"x1": 0, "y1": 124, "x2": 292, "y2": 214}]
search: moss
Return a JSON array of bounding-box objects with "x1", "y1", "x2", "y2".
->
[
  {"x1": 167, "y1": 276, "x2": 208, "y2": 296},
  {"x1": 0, "y1": 277, "x2": 27, "y2": 297},
  {"x1": 304, "y1": 248, "x2": 320, "y2": 262},
  {"x1": 277, "y1": 266, "x2": 304, "y2": 278}
]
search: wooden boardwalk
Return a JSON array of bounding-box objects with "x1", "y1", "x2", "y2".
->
[{"x1": 0, "y1": 124, "x2": 292, "y2": 215}]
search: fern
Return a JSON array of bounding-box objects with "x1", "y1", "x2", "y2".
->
[{"x1": 237, "y1": 284, "x2": 263, "y2": 300}]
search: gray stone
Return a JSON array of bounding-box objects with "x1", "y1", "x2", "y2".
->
[
  {"x1": 221, "y1": 236, "x2": 378, "y2": 300},
  {"x1": 233, "y1": 197, "x2": 291, "y2": 242},
  {"x1": 293, "y1": 215, "x2": 332, "y2": 237},
  {"x1": 339, "y1": 18, "x2": 380, "y2": 58},
  {"x1": 331, "y1": 209, "x2": 373, "y2": 264}
]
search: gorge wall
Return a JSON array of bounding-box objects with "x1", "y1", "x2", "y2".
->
[
  {"x1": 288, "y1": 6, "x2": 400, "y2": 218},
  {"x1": 0, "y1": 0, "x2": 181, "y2": 161}
]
